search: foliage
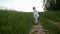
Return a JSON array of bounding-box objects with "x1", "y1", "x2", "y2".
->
[
  {"x1": 39, "y1": 12, "x2": 60, "y2": 34},
  {"x1": 39, "y1": 11, "x2": 60, "y2": 22},
  {"x1": 43, "y1": 0, "x2": 60, "y2": 11},
  {"x1": 39, "y1": 17, "x2": 60, "y2": 34},
  {"x1": 0, "y1": 10, "x2": 34, "y2": 34}
]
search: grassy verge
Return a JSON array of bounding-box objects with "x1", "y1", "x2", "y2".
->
[
  {"x1": 0, "y1": 10, "x2": 34, "y2": 34},
  {"x1": 1, "y1": 9, "x2": 60, "y2": 34},
  {"x1": 39, "y1": 12, "x2": 60, "y2": 34},
  {"x1": 39, "y1": 17, "x2": 60, "y2": 34},
  {"x1": 39, "y1": 11, "x2": 60, "y2": 22}
]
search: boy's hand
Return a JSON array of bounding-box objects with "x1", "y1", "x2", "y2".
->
[{"x1": 37, "y1": 15, "x2": 39, "y2": 17}]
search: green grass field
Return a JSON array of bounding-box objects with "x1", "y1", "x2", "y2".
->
[
  {"x1": 39, "y1": 11, "x2": 60, "y2": 22},
  {"x1": 0, "y1": 9, "x2": 60, "y2": 34},
  {"x1": 39, "y1": 11, "x2": 60, "y2": 34},
  {"x1": 0, "y1": 10, "x2": 34, "y2": 34}
]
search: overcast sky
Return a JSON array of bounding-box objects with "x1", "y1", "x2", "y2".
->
[{"x1": 0, "y1": 0, "x2": 44, "y2": 12}]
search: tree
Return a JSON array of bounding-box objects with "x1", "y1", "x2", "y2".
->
[
  {"x1": 43, "y1": 0, "x2": 57, "y2": 11},
  {"x1": 56, "y1": 0, "x2": 60, "y2": 10}
]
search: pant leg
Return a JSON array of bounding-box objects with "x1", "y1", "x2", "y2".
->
[
  {"x1": 34, "y1": 15, "x2": 38, "y2": 23},
  {"x1": 36, "y1": 17, "x2": 38, "y2": 23}
]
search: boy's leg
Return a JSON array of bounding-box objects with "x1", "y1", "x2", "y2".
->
[
  {"x1": 34, "y1": 16, "x2": 38, "y2": 24},
  {"x1": 36, "y1": 16, "x2": 38, "y2": 23}
]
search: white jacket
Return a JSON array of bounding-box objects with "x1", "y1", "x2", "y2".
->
[{"x1": 33, "y1": 10, "x2": 39, "y2": 17}]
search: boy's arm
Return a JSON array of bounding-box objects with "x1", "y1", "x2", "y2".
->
[{"x1": 37, "y1": 11, "x2": 39, "y2": 17}]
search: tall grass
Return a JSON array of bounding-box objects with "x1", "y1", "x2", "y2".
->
[
  {"x1": 39, "y1": 11, "x2": 60, "y2": 22},
  {"x1": 39, "y1": 12, "x2": 60, "y2": 34},
  {"x1": 0, "y1": 10, "x2": 34, "y2": 34},
  {"x1": 1, "y1": 9, "x2": 60, "y2": 34},
  {"x1": 39, "y1": 17, "x2": 60, "y2": 34}
]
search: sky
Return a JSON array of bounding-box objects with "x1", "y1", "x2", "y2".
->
[{"x1": 0, "y1": 0, "x2": 44, "y2": 12}]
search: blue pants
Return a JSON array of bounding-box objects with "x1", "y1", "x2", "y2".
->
[{"x1": 34, "y1": 15, "x2": 38, "y2": 23}]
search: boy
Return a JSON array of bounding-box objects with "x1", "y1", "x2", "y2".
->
[{"x1": 33, "y1": 7, "x2": 39, "y2": 25}]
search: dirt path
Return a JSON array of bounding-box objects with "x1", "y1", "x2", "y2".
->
[{"x1": 29, "y1": 23, "x2": 45, "y2": 34}]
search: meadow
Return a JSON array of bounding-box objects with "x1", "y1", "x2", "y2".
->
[
  {"x1": 0, "y1": 9, "x2": 60, "y2": 34},
  {"x1": 39, "y1": 11, "x2": 60, "y2": 34},
  {"x1": 39, "y1": 11, "x2": 60, "y2": 22},
  {"x1": 0, "y1": 9, "x2": 34, "y2": 34}
]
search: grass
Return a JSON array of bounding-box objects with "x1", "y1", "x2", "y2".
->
[
  {"x1": 0, "y1": 10, "x2": 34, "y2": 34},
  {"x1": 39, "y1": 12, "x2": 60, "y2": 34},
  {"x1": 39, "y1": 17, "x2": 60, "y2": 34},
  {"x1": 0, "y1": 9, "x2": 60, "y2": 34},
  {"x1": 39, "y1": 11, "x2": 60, "y2": 22}
]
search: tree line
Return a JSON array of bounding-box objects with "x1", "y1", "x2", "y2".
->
[{"x1": 43, "y1": 0, "x2": 60, "y2": 11}]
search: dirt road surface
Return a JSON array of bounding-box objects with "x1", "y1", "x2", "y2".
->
[{"x1": 29, "y1": 23, "x2": 45, "y2": 34}]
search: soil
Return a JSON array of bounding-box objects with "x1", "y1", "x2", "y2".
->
[{"x1": 29, "y1": 23, "x2": 45, "y2": 34}]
